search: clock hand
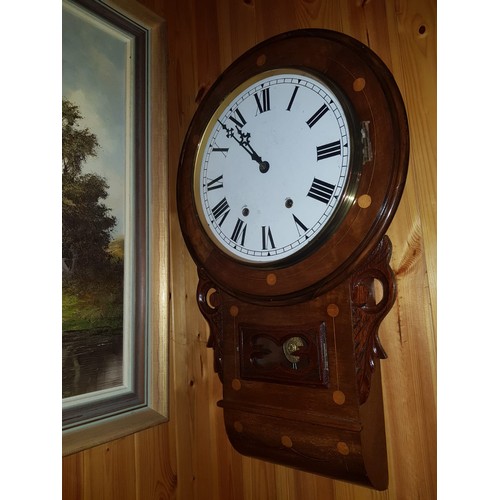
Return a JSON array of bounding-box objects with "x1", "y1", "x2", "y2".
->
[
  {"x1": 236, "y1": 128, "x2": 262, "y2": 163},
  {"x1": 219, "y1": 121, "x2": 270, "y2": 173}
]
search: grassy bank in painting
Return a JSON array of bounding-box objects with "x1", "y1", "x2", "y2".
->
[
  {"x1": 62, "y1": 281, "x2": 123, "y2": 398},
  {"x1": 62, "y1": 237, "x2": 124, "y2": 398},
  {"x1": 62, "y1": 289, "x2": 122, "y2": 331},
  {"x1": 62, "y1": 236, "x2": 124, "y2": 331}
]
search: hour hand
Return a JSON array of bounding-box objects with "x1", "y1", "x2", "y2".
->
[
  {"x1": 219, "y1": 121, "x2": 270, "y2": 173},
  {"x1": 237, "y1": 129, "x2": 262, "y2": 163}
]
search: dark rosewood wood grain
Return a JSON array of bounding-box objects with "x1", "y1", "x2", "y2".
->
[
  {"x1": 178, "y1": 29, "x2": 409, "y2": 490},
  {"x1": 195, "y1": 236, "x2": 395, "y2": 489}
]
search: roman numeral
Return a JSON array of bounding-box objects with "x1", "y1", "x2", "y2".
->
[
  {"x1": 307, "y1": 178, "x2": 336, "y2": 204},
  {"x1": 306, "y1": 103, "x2": 329, "y2": 128},
  {"x1": 206, "y1": 175, "x2": 223, "y2": 191},
  {"x1": 212, "y1": 197, "x2": 230, "y2": 225},
  {"x1": 316, "y1": 140, "x2": 341, "y2": 160},
  {"x1": 254, "y1": 87, "x2": 270, "y2": 114},
  {"x1": 261, "y1": 226, "x2": 276, "y2": 250},
  {"x1": 231, "y1": 218, "x2": 247, "y2": 245},
  {"x1": 286, "y1": 86, "x2": 299, "y2": 111},
  {"x1": 228, "y1": 108, "x2": 247, "y2": 129},
  {"x1": 212, "y1": 146, "x2": 229, "y2": 154},
  {"x1": 292, "y1": 214, "x2": 308, "y2": 236}
]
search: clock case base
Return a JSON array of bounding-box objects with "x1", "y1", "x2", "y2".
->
[{"x1": 197, "y1": 236, "x2": 395, "y2": 490}]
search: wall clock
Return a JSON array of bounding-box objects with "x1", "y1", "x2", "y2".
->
[{"x1": 177, "y1": 29, "x2": 409, "y2": 490}]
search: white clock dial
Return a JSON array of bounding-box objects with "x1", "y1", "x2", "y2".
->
[{"x1": 195, "y1": 69, "x2": 354, "y2": 264}]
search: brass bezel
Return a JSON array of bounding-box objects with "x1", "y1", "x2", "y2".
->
[{"x1": 193, "y1": 68, "x2": 361, "y2": 268}]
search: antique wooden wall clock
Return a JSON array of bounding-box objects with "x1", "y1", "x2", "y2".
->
[{"x1": 177, "y1": 29, "x2": 409, "y2": 490}]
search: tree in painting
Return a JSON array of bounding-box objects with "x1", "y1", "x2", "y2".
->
[
  {"x1": 62, "y1": 98, "x2": 117, "y2": 281},
  {"x1": 62, "y1": 98, "x2": 124, "y2": 397}
]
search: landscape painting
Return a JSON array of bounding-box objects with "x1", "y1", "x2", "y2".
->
[{"x1": 62, "y1": 0, "x2": 133, "y2": 399}]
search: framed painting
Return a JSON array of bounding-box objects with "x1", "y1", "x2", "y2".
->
[{"x1": 62, "y1": 0, "x2": 168, "y2": 455}]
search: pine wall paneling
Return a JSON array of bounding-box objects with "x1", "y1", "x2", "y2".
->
[{"x1": 62, "y1": 0, "x2": 436, "y2": 498}]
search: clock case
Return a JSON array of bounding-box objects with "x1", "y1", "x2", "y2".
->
[{"x1": 177, "y1": 29, "x2": 409, "y2": 490}]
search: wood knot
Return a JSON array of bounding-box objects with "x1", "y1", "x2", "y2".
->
[{"x1": 394, "y1": 222, "x2": 422, "y2": 277}]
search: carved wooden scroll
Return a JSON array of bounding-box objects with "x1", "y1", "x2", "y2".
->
[{"x1": 350, "y1": 236, "x2": 396, "y2": 404}]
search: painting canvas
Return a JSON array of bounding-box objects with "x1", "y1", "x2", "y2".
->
[{"x1": 62, "y1": 0, "x2": 133, "y2": 399}]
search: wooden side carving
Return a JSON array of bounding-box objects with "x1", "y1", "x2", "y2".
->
[
  {"x1": 197, "y1": 268, "x2": 224, "y2": 381},
  {"x1": 350, "y1": 236, "x2": 396, "y2": 404}
]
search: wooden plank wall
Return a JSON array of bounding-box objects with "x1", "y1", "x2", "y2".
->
[{"x1": 62, "y1": 0, "x2": 436, "y2": 498}]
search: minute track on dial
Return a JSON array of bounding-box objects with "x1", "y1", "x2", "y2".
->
[{"x1": 198, "y1": 70, "x2": 352, "y2": 264}]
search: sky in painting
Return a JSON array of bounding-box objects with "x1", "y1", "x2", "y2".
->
[{"x1": 62, "y1": 2, "x2": 131, "y2": 237}]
